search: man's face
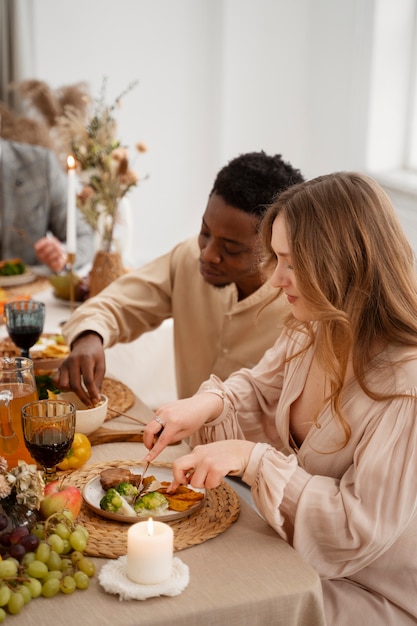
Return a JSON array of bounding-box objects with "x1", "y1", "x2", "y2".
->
[{"x1": 198, "y1": 193, "x2": 263, "y2": 299}]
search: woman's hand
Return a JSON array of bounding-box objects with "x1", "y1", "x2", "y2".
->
[
  {"x1": 143, "y1": 393, "x2": 224, "y2": 462},
  {"x1": 170, "y1": 440, "x2": 256, "y2": 490}
]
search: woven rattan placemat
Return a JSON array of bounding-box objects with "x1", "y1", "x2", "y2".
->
[
  {"x1": 3, "y1": 275, "x2": 51, "y2": 297},
  {"x1": 102, "y1": 378, "x2": 135, "y2": 421},
  {"x1": 66, "y1": 460, "x2": 240, "y2": 559}
]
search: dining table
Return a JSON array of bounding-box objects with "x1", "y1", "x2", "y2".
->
[{"x1": 0, "y1": 274, "x2": 326, "y2": 626}]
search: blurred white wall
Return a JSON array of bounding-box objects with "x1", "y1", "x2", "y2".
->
[{"x1": 28, "y1": 0, "x2": 416, "y2": 262}]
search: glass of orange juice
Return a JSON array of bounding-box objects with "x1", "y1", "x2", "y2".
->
[{"x1": 0, "y1": 356, "x2": 37, "y2": 469}]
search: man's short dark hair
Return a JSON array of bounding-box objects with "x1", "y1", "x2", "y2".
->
[{"x1": 211, "y1": 151, "x2": 304, "y2": 217}]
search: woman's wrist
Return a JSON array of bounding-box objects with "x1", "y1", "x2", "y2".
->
[{"x1": 199, "y1": 389, "x2": 225, "y2": 422}]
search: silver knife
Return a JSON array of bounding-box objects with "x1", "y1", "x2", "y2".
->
[{"x1": 137, "y1": 460, "x2": 150, "y2": 494}]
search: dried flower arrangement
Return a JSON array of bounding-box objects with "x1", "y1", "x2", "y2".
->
[
  {"x1": 3, "y1": 78, "x2": 147, "y2": 254},
  {"x1": 0, "y1": 458, "x2": 44, "y2": 511},
  {"x1": 54, "y1": 77, "x2": 147, "y2": 252}
]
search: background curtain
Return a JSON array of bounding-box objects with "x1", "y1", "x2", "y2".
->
[{"x1": 0, "y1": 0, "x2": 33, "y2": 112}]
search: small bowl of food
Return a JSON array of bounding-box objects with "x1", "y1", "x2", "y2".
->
[{"x1": 58, "y1": 392, "x2": 108, "y2": 435}]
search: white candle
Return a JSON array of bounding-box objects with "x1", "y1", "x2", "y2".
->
[
  {"x1": 66, "y1": 155, "x2": 77, "y2": 256},
  {"x1": 127, "y1": 518, "x2": 174, "y2": 585}
]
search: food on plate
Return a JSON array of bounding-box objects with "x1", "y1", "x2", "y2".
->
[
  {"x1": 35, "y1": 374, "x2": 61, "y2": 399},
  {"x1": 99, "y1": 468, "x2": 136, "y2": 491},
  {"x1": 31, "y1": 335, "x2": 70, "y2": 360},
  {"x1": 98, "y1": 468, "x2": 204, "y2": 518},
  {"x1": 0, "y1": 334, "x2": 69, "y2": 361},
  {"x1": 99, "y1": 467, "x2": 153, "y2": 491},
  {"x1": 99, "y1": 488, "x2": 137, "y2": 516},
  {"x1": 133, "y1": 492, "x2": 170, "y2": 516},
  {"x1": 158, "y1": 483, "x2": 207, "y2": 512},
  {"x1": 114, "y1": 482, "x2": 139, "y2": 502},
  {"x1": 0, "y1": 258, "x2": 26, "y2": 276}
]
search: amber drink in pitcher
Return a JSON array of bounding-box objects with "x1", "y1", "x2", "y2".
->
[{"x1": 0, "y1": 357, "x2": 37, "y2": 468}]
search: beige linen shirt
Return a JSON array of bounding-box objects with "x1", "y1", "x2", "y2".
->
[
  {"x1": 63, "y1": 236, "x2": 289, "y2": 398},
  {"x1": 195, "y1": 330, "x2": 417, "y2": 625}
]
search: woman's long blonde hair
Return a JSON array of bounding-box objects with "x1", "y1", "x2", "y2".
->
[{"x1": 260, "y1": 171, "x2": 417, "y2": 445}]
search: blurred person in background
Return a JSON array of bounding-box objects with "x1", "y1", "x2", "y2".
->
[{"x1": 0, "y1": 137, "x2": 93, "y2": 273}]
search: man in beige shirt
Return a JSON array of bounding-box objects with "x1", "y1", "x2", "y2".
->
[{"x1": 57, "y1": 151, "x2": 304, "y2": 405}]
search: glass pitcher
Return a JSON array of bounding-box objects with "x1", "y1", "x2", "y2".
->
[{"x1": 0, "y1": 357, "x2": 37, "y2": 468}]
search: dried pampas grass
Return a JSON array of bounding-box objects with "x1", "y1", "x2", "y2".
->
[
  {"x1": 1, "y1": 79, "x2": 92, "y2": 168},
  {"x1": 9, "y1": 79, "x2": 90, "y2": 128},
  {"x1": 0, "y1": 102, "x2": 52, "y2": 148}
]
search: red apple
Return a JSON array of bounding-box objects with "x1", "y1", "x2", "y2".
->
[{"x1": 39, "y1": 481, "x2": 82, "y2": 520}]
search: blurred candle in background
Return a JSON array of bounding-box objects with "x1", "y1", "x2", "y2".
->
[
  {"x1": 66, "y1": 155, "x2": 76, "y2": 256},
  {"x1": 127, "y1": 518, "x2": 174, "y2": 584}
]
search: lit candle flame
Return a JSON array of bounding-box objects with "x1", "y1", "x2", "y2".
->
[
  {"x1": 147, "y1": 517, "x2": 154, "y2": 536},
  {"x1": 67, "y1": 155, "x2": 75, "y2": 170}
]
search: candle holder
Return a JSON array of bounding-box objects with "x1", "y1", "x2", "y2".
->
[{"x1": 66, "y1": 252, "x2": 76, "y2": 314}]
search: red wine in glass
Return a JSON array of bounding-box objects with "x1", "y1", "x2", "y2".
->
[
  {"x1": 24, "y1": 426, "x2": 73, "y2": 468},
  {"x1": 21, "y1": 400, "x2": 76, "y2": 482},
  {"x1": 8, "y1": 327, "x2": 43, "y2": 355},
  {"x1": 4, "y1": 301, "x2": 45, "y2": 358}
]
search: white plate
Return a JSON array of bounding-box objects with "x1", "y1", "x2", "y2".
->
[
  {"x1": 82, "y1": 466, "x2": 205, "y2": 523},
  {"x1": 0, "y1": 268, "x2": 37, "y2": 287}
]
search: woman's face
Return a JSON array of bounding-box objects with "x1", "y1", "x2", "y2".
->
[{"x1": 269, "y1": 214, "x2": 313, "y2": 322}]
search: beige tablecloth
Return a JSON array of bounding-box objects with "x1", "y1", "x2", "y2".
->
[
  {"x1": 7, "y1": 425, "x2": 325, "y2": 626},
  {"x1": 11, "y1": 488, "x2": 325, "y2": 626}
]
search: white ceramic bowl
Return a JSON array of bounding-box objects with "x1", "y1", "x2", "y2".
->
[{"x1": 58, "y1": 392, "x2": 108, "y2": 435}]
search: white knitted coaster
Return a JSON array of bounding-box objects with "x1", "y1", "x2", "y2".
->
[{"x1": 98, "y1": 555, "x2": 189, "y2": 600}]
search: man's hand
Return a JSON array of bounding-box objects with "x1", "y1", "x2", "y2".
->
[
  {"x1": 34, "y1": 236, "x2": 67, "y2": 273},
  {"x1": 55, "y1": 332, "x2": 105, "y2": 406}
]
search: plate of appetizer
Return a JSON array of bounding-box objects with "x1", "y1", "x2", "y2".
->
[
  {"x1": 82, "y1": 465, "x2": 205, "y2": 523},
  {"x1": 0, "y1": 259, "x2": 36, "y2": 287},
  {"x1": 0, "y1": 268, "x2": 36, "y2": 287},
  {"x1": 0, "y1": 333, "x2": 70, "y2": 372}
]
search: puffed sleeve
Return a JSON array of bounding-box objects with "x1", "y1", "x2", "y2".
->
[{"x1": 243, "y1": 392, "x2": 417, "y2": 579}]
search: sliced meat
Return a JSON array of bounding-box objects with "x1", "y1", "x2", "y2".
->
[{"x1": 99, "y1": 468, "x2": 133, "y2": 491}]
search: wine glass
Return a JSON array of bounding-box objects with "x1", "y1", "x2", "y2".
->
[
  {"x1": 21, "y1": 400, "x2": 76, "y2": 482},
  {"x1": 4, "y1": 301, "x2": 45, "y2": 358}
]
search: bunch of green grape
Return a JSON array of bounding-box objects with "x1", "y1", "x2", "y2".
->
[{"x1": 0, "y1": 511, "x2": 95, "y2": 620}]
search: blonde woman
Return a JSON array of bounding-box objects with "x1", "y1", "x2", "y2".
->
[{"x1": 144, "y1": 172, "x2": 417, "y2": 625}]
